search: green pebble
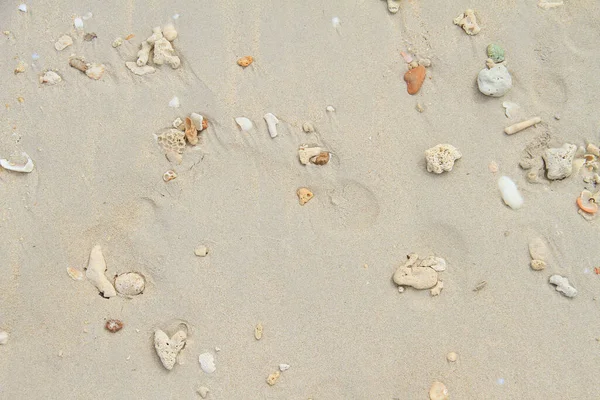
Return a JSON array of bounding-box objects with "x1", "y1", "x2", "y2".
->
[{"x1": 487, "y1": 44, "x2": 505, "y2": 63}]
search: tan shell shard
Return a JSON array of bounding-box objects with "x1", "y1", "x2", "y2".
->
[
  {"x1": 297, "y1": 188, "x2": 314, "y2": 205},
  {"x1": 66, "y1": 267, "x2": 84, "y2": 281},
  {"x1": 254, "y1": 323, "x2": 263, "y2": 340},
  {"x1": 69, "y1": 57, "x2": 88, "y2": 72},
  {"x1": 266, "y1": 371, "x2": 280, "y2": 386},
  {"x1": 429, "y1": 381, "x2": 449, "y2": 400},
  {"x1": 184, "y1": 117, "x2": 198, "y2": 145},
  {"x1": 311, "y1": 152, "x2": 330, "y2": 165}
]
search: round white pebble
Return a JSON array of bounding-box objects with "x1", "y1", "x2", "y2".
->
[{"x1": 114, "y1": 272, "x2": 145, "y2": 296}]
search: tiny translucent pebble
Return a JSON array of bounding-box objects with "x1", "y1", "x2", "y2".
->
[
  {"x1": 74, "y1": 17, "x2": 84, "y2": 29},
  {"x1": 332, "y1": 17, "x2": 340, "y2": 28},
  {"x1": 326, "y1": 105, "x2": 335, "y2": 112},
  {"x1": 31, "y1": 53, "x2": 40, "y2": 60},
  {"x1": 18, "y1": 4, "x2": 27, "y2": 12},
  {"x1": 168, "y1": 96, "x2": 180, "y2": 108}
]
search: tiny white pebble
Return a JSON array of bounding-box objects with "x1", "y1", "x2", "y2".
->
[
  {"x1": 215, "y1": 347, "x2": 221, "y2": 352},
  {"x1": 326, "y1": 105, "x2": 335, "y2": 112},
  {"x1": 332, "y1": 17, "x2": 341, "y2": 28},
  {"x1": 74, "y1": 17, "x2": 84, "y2": 29},
  {"x1": 169, "y1": 96, "x2": 180, "y2": 108},
  {"x1": 0, "y1": 331, "x2": 8, "y2": 345},
  {"x1": 18, "y1": 4, "x2": 27, "y2": 12},
  {"x1": 279, "y1": 363, "x2": 290, "y2": 371},
  {"x1": 398, "y1": 286, "x2": 405, "y2": 293},
  {"x1": 173, "y1": 13, "x2": 180, "y2": 19}
]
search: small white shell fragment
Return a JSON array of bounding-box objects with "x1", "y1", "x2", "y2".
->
[
  {"x1": 498, "y1": 176, "x2": 523, "y2": 210},
  {"x1": 190, "y1": 113, "x2": 205, "y2": 131},
  {"x1": 194, "y1": 245, "x2": 208, "y2": 257},
  {"x1": 66, "y1": 267, "x2": 84, "y2": 281},
  {"x1": 279, "y1": 363, "x2": 290, "y2": 371},
  {"x1": 235, "y1": 117, "x2": 253, "y2": 132},
  {"x1": 197, "y1": 387, "x2": 209, "y2": 398},
  {"x1": 40, "y1": 70, "x2": 62, "y2": 85},
  {"x1": 85, "y1": 245, "x2": 117, "y2": 298},
  {"x1": 18, "y1": 4, "x2": 27, "y2": 12},
  {"x1": 502, "y1": 101, "x2": 520, "y2": 118},
  {"x1": 74, "y1": 17, "x2": 84, "y2": 29},
  {"x1": 0, "y1": 331, "x2": 8, "y2": 345},
  {"x1": 163, "y1": 23, "x2": 178, "y2": 41},
  {"x1": 326, "y1": 105, "x2": 335, "y2": 112},
  {"x1": 298, "y1": 145, "x2": 324, "y2": 165},
  {"x1": 264, "y1": 113, "x2": 279, "y2": 138},
  {"x1": 169, "y1": 96, "x2": 180, "y2": 108},
  {"x1": 331, "y1": 17, "x2": 341, "y2": 28},
  {"x1": 54, "y1": 35, "x2": 73, "y2": 51},
  {"x1": 446, "y1": 352, "x2": 458, "y2": 362},
  {"x1": 85, "y1": 63, "x2": 105, "y2": 80},
  {"x1": 0, "y1": 152, "x2": 34, "y2": 173},
  {"x1": 538, "y1": 0, "x2": 564, "y2": 9},
  {"x1": 420, "y1": 256, "x2": 447, "y2": 272},
  {"x1": 154, "y1": 329, "x2": 187, "y2": 370},
  {"x1": 549, "y1": 275, "x2": 577, "y2": 298},
  {"x1": 199, "y1": 352, "x2": 216, "y2": 373},
  {"x1": 125, "y1": 61, "x2": 155, "y2": 76},
  {"x1": 114, "y1": 272, "x2": 145, "y2": 296}
]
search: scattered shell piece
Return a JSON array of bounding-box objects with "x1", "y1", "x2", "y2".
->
[
  {"x1": 420, "y1": 256, "x2": 447, "y2": 272},
  {"x1": 199, "y1": 352, "x2": 216, "y2": 373},
  {"x1": 169, "y1": 96, "x2": 180, "y2": 108},
  {"x1": 488, "y1": 161, "x2": 499, "y2": 173},
  {"x1": 190, "y1": 113, "x2": 206, "y2": 132},
  {"x1": 430, "y1": 280, "x2": 444, "y2": 296},
  {"x1": 331, "y1": 17, "x2": 341, "y2": 29},
  {"x1": 425, "y1": 144, "x2": 462, "y2": 174},
  {"x1": 530, "y1": 260, "x2": 547, "y2": 271},
  {"x1": 487, "y1": 44, "x2": 505, "y2": 63},
  {"x1": 85, "y1": 245, "x2": 117, "y2": 298},
  {"x1": 154, "y1": 38, "x2": 181, "y2": 69},
  {"x1": 543, "y1": 143, "x2": 577, "y2": 180},
  {"x1": 418, "y1": 58, "x2": 432, "y2": 67},
  {"x1": 387, "y1": 0, "x2": 400, "y2": 13},
  {"x1": 478, "y1": 64, "x2": 512, "y2": 97},
  {"x1": 154, "y1": 329, "x2": 187, "y2": 370},
  {"x1": 66, "y1": 267, "x2": 84, "y2": 281},
  {"x1": 416, "y1": 103, "x2": 425, "y2": 113},
  {"x1": 473, "y1": 280, "x2": 487, "y2": 292},
  {"x1": 498, "y1": 176, "x2": 523, "y2": 210},
  {"x1": 0, "y1": 331, "x2": 8, "y2": 345},
  {"x1": 312, "y1": 152, "x2": 330, "y2": 165},
  {"x1": 528, "y1": 237, "x2": 549, "y2": 262},
  {"x1": 586, "y1": 143, "x2": 600, "y2": 157},
  {"x1": 446, "y1": 352, "x2": 458, "y2": 362},
  {"x1": 267, "y1": 371, "x2": 281, "y2": 386},
  {"x1": 83, "y1": 32, "x2": 97, "y2": 41},
  {"x1": 264, "y1": 113, "x2": 279, "y2": 138},
  {"x1": 326, "y1": 105, "x2": 336, "y2": 112},
  {"x1": 429, "y1": 381, "x2": 449, "y2": 400},
  {"x1": 163, "y1": 170, "x2": 177, "y2": 182},
  {"x1": 194, "y1": 245, "x2": 208, "y2": 257},
  {"x1": 502, "y1": 101, "x2": 520, "y2": 118},
  {"x1": 549, "y1": 275, "x2": 577, "y2": 298},
  {"x1": 14, "y1": 61, "x2": 27, "y2": 74},
  {"x1": 279, "y1": 363, "x2": 290, "y2": 371},
  {"x1": 577, "y1": 190, "x2": 598, "y2": 215},
  {"x1": 298, "y1": 145, "x2": 324, "y2": 165},
  {"x1": 404, "y1": 65, "x2": 426, "y2": 95},
  {"x1": 69, "y1": 57, "x2": 88, "y2": 72},
  {"x1": 126, "y1": 62, "x2": 156, "y2": 76},
  {"x1": 197, "y1": 387, "x2": 210, "y2": 399},
  {"x1": 85, "y1": 63, "x2": 105, "y2": 80},
  {"x1": 297, "y1": 187, "x2": 314, "y2": 205},
  {"x1": 18, "y1": 4, "x2": 27, "y2": 12},
  {"x1": 39, "y1": 70, "x2": 62, "y2": 85},
  {"x1": 173, "y1": 117, "x2": 184, "y2": 130},
  {"x1": 237, "y1": 56, "x2": 253, "y2": 67},
  {"x1": 157, "y1": 129, "x2": 186, "y2": 155},
  {"x1": 505, "y1": 117, "x2": 542, "y2": 135},
  {"x1": 125, "y1": 33, "x2": 135, "y2": 40},
  {"x1": 185, "y1": 117, "x2": 198, "y2": 145},
  {"x1": 303, "y1": 122, "x2": 315, "y2": 133},
  {"x1": 114, "y1": 272, "x2": 145, "y2": 296},
  {"x1": 105, "y1": 319, "x2": 123, "y2": 333},
  {"x1": 400, "y1": 51, "x2": 413, "y2": 63},
  {"x1": 235, "y1": 117, "x2": 253, "y2": 132},
  {"x1": 54, "y1": 35, "x2": 73, "y2": 51},
  {"x1": 538, "y1": 0, "x2": 564, "y2": 9},
  {"x1": 0, "y1": 152, "x2": 34, "y2": 173},
  {"x1": 254, "y1": 323, "x2": 263, "y2": 340},
  {"x1": 453, "y1": 9, "x2": 480, "y2": 35},
  {"x1": 393, "y1": 255, "x2": 439, "y2": 290},
  {"x1": 74, "y1": 17, "x2": 84, "y2": 30},
  {"x1": 163, "y1": 23, "x2": 177, "y2": 41}
]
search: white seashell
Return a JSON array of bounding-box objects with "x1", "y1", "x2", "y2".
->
[
  {"x1": 199, "y1": 352, "x2": 216, "y2": 373},
  {"x1": 189, "y1": 113, "x2": 204, "y2": 131},
  {"x1": 326, "y1": 105, "x2": 336, "y2": 112},
  {"x1": 85, "y1": 63, "x2": 105, "y2": 80},
  {"x1": 264, "y1": 113, "x2": 279, "y2": 138},
  {"x1": 54, "y1": 35, "x2": 73, "y2": 51},
  {"x1": 0, "y1": 152, "x2": 34, "y2": 173},
  {"x1": 279, "y1": 363, "x2": 290, "y2": 371},
  {"x1": 497, "y1": 176, "x2": 523, "y2": 210},
  {"x1": 18, "y1": 4, "x2": 27, "y2": 12},
  {"x1": 235, "y1": 117, "x2": 253, "y2": 132},
  {"x1": 74, "y1": 17, "x2": 84, "y2": 29},
  {"x1": 66, "y1": 267, "x2": 84, "y2": 281},
  {"x1": 331, "y1": 17, "x2": 341, "y2": 28},
  {"x1": 169, "y1": 96, "x2": 180, "y2": 108},
  {"x1": 39, "y1": 71, "x2": 62, "y2": 85}
]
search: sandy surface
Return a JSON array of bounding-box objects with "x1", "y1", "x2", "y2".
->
[{"x1": 1, "y1": 0, "x2": 600, "y2": 398}]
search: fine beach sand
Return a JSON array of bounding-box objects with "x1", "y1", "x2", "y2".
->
[{"x1": 1, "y1": 0, "x2": 600, "y2": 398}]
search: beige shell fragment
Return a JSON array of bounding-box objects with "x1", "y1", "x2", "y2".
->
[
  {"x1": 429, "y1": 381, "x2": 449, "y2": 400},
  {"x1": 266, "y1": 371, "x2": 280, "y2": 386},
  {"x1": 66, "y1": 267, "x2": 84, "y2": 281},
  {"x1": 254, "y1": 323, "x2": 263, "y2": 340}
]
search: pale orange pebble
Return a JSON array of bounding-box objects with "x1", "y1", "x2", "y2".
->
[
  {"x1": 576, "y1": 190, "x2": 598, "y2": 214},
  {"x1": 125, "y1": 34, "x2": 135, "y2": 40},
  {"x1": 297, "y1": 187, "x2": 313, "y2": 205},
  {"x1": 404, "y1": 65, "x2": 426, "y2": 95},
  {"x1": 237, "y1": 56, "x2": 253, "y2": 67},
  {"x1": 488, "y1": 161, "x2": 498, "y2": 173}
]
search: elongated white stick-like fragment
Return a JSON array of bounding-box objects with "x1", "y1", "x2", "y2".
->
[
  {"x1": 264, "y1": 113, "x2": 279, "y2": 138},
  {"x1": 504, "y1": 117, "x2": 541, "y2": 135}
]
